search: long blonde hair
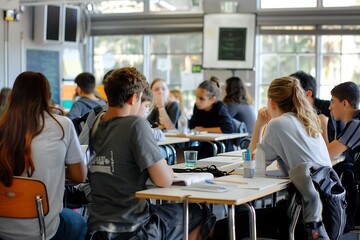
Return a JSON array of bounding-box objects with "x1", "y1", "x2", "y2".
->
[{"x1": 268, "y1": 76, "x2": 321, "y2": 138}]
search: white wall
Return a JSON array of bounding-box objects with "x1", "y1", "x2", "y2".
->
[{"x1": 0, "y1": 5, "x2": 83, "y2": 89}]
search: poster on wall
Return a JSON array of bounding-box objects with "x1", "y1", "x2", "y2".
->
[
  {"x1": 202, "y1": 14, "x2": 255, "y2": 69},
  {"x1": 26, "y1": 49, "x2": 60, "y2": 104}
]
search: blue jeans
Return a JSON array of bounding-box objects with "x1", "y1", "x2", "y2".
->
[{"x1": 51, "y1": 208, "x2": 87, "y2": 240}]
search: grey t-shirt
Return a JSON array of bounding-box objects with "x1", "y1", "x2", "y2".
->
[
  {"x1": 259, "y1": 112, "x2": 332, "y2": 175},
  {"x1": 225, "y1": 102, "x2": 256, "y2": 134},
  {"x1": 87, "y1": 115, "x2": 163, "y2": 233}
]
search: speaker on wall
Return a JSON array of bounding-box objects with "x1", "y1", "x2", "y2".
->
[
  {"x1": 63, "y1": 5, "x2": 79, "y2": 43},
  {"x1": 34, "y1": 5, "x2": 61, "y2": 43}
]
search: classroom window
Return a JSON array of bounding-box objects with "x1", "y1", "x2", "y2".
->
[
  {"x1": 320, "y1": 35, "x2": 360, "y2": 99},
  {"x1": 149, "y1": 0, "x2": 200, "y2": 12},
  {"x1": 260, "y1": 0, "x2": 317, "y2": 9},
  {"x1": 149, "y1": 33, "x2": 202, "y2": 87},
  {"x1": 258, "y1": 34, "x2": 316, "y2": 108},
  {"x1": 91, "y1": 0, "x2": 144, "y2": 13},
  {"x1": 93, "y1": 35, "x2": 144, "y2": 82},
  {"x1": 322, "y1": 0, "x2": 360, "y2": 7},
  {"x1": 258, "y1": 30, "x2": 360, "y2": 108},
  {"x1": 92, "y1": 33, "x2": 202, "y2": 113}
]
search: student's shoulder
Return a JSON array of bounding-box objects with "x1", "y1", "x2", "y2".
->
[
  {"x1": 167, "y1": 101, "x2": 181, "y2": 110},
  {"x1": 213, "y1": 101, "x2": 226, "y2": 110},
  {"x1": 268, "y1": 113, "x2": 296, "y2": 128},
  {"x1": 49, "y1": 113, "x2": 73, "y2": 128}
]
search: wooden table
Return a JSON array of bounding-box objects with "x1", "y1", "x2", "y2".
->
[
  {"x1": 157, "y1": 137, "x2": 190, "y2": 146},
  {"x1": 218, "y1": 149, "x2": 246, "y2": 157},
  {"x1": 136, "y1": 176, "x2": 290, "y2": 240},
  {"x1": 164, "y1": 132, "x2": 248, "y2": 141}
]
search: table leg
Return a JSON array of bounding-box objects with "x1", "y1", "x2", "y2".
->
[
  {"x1": 244, "y1": 203, "x2": 256, "y2": 240},
  {"x1": 183, "y1": 198, "x2": 189, "y2": 240},
  {"x1": 228, "y1": 205, "x2": 236, "y2": 240}
]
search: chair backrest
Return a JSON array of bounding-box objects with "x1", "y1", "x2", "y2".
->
[
  {"x1": 0, "y1": 176, "x2": 49, "y2": 240},
  {"x1": 164, "y1": 144, "x2": 177, "y2": 165},
  {"x1": 232, "y1": 118, "x2": 248, "y2": 134}
]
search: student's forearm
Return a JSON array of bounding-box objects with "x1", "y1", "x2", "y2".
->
[
  {"x1": 194, "y1": 126, "x2": 221, "y2": 133},
  {"x1": 158, "y1": 108, "x2": 175, "y2": 130},
  {"x1": 249, "y1": 121, "x2": 263, "y2": 153}
]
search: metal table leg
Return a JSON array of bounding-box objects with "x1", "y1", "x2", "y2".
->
[
  {"x1": 183, "y1": 198, "x2": 189, "y2": 240},
  {"x1": 244, "y1": 203, "x2": 257, "y2": 240},
  {"x1": 228, "y1": 205, "x2": 236, "y2": 240}
]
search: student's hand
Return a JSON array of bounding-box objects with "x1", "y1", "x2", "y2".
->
[
  {"x1": 194, "y1": 126, "x2": 205, "y2": 132},
  {"x1": 256, "y1": 107, "x2": 271, "y2": 128}
]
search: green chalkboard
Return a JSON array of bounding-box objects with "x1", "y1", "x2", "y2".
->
[
  {"x1": 26, "y1": 49, "x2": 60, "y2": 104},
  {"x1": 218, "y1": 27, "x2": 246, "y2": 61}
]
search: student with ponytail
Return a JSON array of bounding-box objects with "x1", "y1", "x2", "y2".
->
[
  {"x1": 189, "y1": 78, "x2": 234, "y2": 134},
  {"x1": 249, "y1": 76, "x2": 331, "y2": 172},
  {"x1": 212, "y1": 76, "x2": 333, "y2": 239}
]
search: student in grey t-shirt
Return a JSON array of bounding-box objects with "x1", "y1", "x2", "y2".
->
[{"x1": 87, "y1": 67, "x2": 215, "y2": 240}]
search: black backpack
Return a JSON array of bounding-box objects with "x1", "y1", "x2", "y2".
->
[
  {"x1": 341, "y1": 153, "x2": 360, "y2": 233},
  {"x1": 311, "y1": 166, "x2": 347, "y2": 240},
  {"x1": 289, "y1": 165, "x2": 347, "y2": 240},
  {"x1": 72, "y1": 105, "x2": 103, "y2": 136}
]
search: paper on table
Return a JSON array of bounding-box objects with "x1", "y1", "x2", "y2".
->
[
  {"x1": 211, "y1": 175, "x2": 290, "y2": 190},
  {"x1": 173, "y1": 172, "x2": 214, "y2": 186},
  {"x1": 183, "y1": 182, "x2": 235, "y2": 193},
  {"x1": 147, "y1": 172, "x2": 214, "y2": 187}
]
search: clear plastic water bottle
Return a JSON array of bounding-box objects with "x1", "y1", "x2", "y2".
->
[
  {"x1": 254, "y1": 143, "x2": 266, "y2": 177},
  {"x1": 177, "y1": 113, "x2": 188, "y2": 135}
]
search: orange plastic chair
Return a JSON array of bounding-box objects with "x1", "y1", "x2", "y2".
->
[{"x1": 0, "y1": 176, "x2": 49, "y2": 240}]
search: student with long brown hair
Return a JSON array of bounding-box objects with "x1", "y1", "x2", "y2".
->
[{"x1": 0, "y1": 71, "x2": 87, "y2": 240}]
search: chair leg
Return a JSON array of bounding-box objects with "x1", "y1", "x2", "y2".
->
[{"x1": 36, "y1": 195, "x2": 46, "y2": 240}]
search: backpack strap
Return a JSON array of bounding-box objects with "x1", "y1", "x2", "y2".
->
[{"x1": 88, "y1": 111, "x2": 105, "y2": 155}]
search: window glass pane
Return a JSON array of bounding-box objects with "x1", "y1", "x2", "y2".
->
[
  {"x1": 321, "y1": 36, "x2": 342, "y2": 53},
  {"x1": 342, "y1": 36, "x2": 360, "y2": 53},
  {"x1": 261, "y1": 35, "x2": 277, "y2": 53},
  {"x1": 297, "y1": 36, "x2": 316, "y2": 52},
  {"x1": 318, "y1": 85, "x2": 333, "y2": 102},
  {"x1": 260, "y1": 0, "x2": 317, "y2": 8},
  {"x1": 299, "y1": 56, "x2": 316, "y2": 75},
  {"x1": 279, "y1": 55, "x2": 297, "y2": 76},
  {"x1": 150, "y1": 54, "x2": 202, "y2": 86},
  {"x1": 151, "y1": 34, "x2": 202, "y2": 53},
  {"x1": 150, "y1": 0, "x2": 199, "y2": 12},
  {"x1": 322, "y1": 0, "x2": 360, "y2": 7},
  {"x1": 260, "y1": 26, "x2": 315, "y2": 30},
  {"x1": 341, "y1": 54, "x2": 360, "y2": 85},
  {"x1": 259, "y1": 85, "x2": 269, "y2": 108},
  {"x1": 260, "y1": 54, "x2": 279, "y2": 84},
  {"x1": 91, "y1": 0, "x2": 144, "y2": 13},
  {"x1": 93, "y1": 35, "x2": 144, "y2": 82},
  {"x1": 278, "y1": 36, "x2": 297, "y2": 52},
  {"x1": 321, "y1": 55, "x2": 341, "y2": 86}
]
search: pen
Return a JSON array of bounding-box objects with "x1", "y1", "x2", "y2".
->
[
  {"x1": 205, "y1": 180, "x2": 217, "y2": 185},
  {"x1": 204, "y1": 180, "x2": 239, "y2": 188}
]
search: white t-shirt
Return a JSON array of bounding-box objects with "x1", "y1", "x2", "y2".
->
[
  {"x1": 0, "y1": 113, "x2": 85, "y2": 240},
  {"x1": 259, "y1": 112, "x2": 332, "y2": 175}
]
